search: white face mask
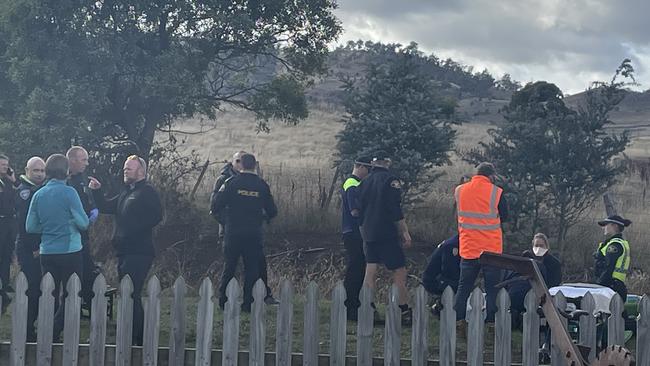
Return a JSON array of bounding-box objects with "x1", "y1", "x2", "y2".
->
[{"x1": 533, "y1": 247, "x2": 548, "y2": 257}]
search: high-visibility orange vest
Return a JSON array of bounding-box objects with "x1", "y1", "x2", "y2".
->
[{"x1": 455, "y1": 175, "x2": 503, "y2": 259}]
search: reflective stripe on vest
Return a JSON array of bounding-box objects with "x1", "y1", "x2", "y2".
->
[
  {"x1": 455, "y1": 175, "x2": 503, "y2": 259},
  {"x1": 599, "y1": 237, "x2": 630, "y2": 282},
  {"x1": 456, "y1": 184, "x2": 500, "y2": 222}
]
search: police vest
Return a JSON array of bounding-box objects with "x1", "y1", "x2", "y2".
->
[
  {"x1": 598, "y1": 237, "x2": 630, "y2": 282},
  {"x1": 455, "y1": 175, "x2": 503, "y2": 259},
  {"x1": 343, "y1": 177, "x2": 360, "y2": 191}
]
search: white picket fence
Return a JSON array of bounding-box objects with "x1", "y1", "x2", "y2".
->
[{"x1": 0, "y1": 272, "x2": 649, "y2": 365}]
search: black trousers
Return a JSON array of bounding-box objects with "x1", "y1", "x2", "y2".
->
[
  {"x1": 0, "y1": 218, "x2": 16, "y2": 294},
  {"x1": 79, "y1": 235, "x2": 99, "y2": 307},
  {"x1": 221, "y1": 224, "x2": 273, "y2": 298},
  {"x1": 40, "y1": 251, "x2": 83, "y2": 340},
  {"x1": 16, "y1": 243, "x2": 42, "y2": 339},
  {"x1": 118, "y1": 254, "x2": 153, "y2": 346},
  {"x1": 343, "y1": 231, "x2": 365, "y2": 311},
  {"x1": 218, "y1": 230, "x2": 263, "y2": 309}
]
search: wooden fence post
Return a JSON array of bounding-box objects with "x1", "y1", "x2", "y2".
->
[
  {"x1": 62, "y1": 274, "x2": 82, "y2": 366},
  {"x1": 10, "y1": 272, "x2": 28, "y2": 366},
  {"x1": 467, "y1": 287, "x2": 485, "y2": 366},
  {"x1": 250, "y1": 280, "x2": 267, "y2": 366},
  {"x1": 411, "y1": 286, "x2": 428, "y2": 366},
  {"x1": 169, "y1": 277, "x2": 187, "y2": 366},
  {"x1": 303, "y1": 282, "x2": 319, "y2": 366},
  {"x1": 578, "y1": 292, "x2": 597, "y2": 362},
  {"x1": 143, "y1": 276, "x2": 161, "y2": 366},
  {"x1": 195, "y1": 278, "x2": 214, "y2": 366},
  {"x1": 439, "y1": 286, "x2": 456, "y2": 366},
  {"x1": 495, "y1": 288, "x2": 511, "y2": 366},
  {"x1": 356, "y1": 286, "x2": 374, "y2": 366},
  {"x1": 37, "y1": 273, "x2": 56, "y2": 366},
  {"x1": 222, "y1": 278, "x2": 241, "y2": 366},
  {"x1": 384, "y1": 285, "x2": 401, "y2": 366},
  {"x1": 522, "y1": 289, "x2": 539, "y2": 366},
  {"x1": 329, "y1": 282, "x2": 346, "y2": 366},
  {"x1": 275, "y1": 280, "x2": 293, "y2": 366},
  {"x1": 116, "y1": 275, "x2": 134, "y2": 366},
  {"x1": 90, "y1": 274, "x2": 108, "y2": 366},
  {"x1": 551, "y1": 291, "x2": 567, "y2": 366},
  {"x1": 608, "y1": 294, "x2": 625, "y2": 346},
  {"x1": 637, "y1": 295, "x2": 650, "y2": 366}
]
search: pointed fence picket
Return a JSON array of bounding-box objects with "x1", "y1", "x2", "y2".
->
[
  {"x1": 522, "y1": 289, "x2": 539, "y2": 366},
  {"x1": 36, "y1": 273, "x2": 55, "y2": 366},
  {"x1": 169, "y1": 277, "x2": 187, "y2": 366},
  {"x1": 329, "y1": 282, "x2": 346, "y2": 366},
  {"x1": 495, "y1": 288, "x2": 512, "y2": 366},
  {"x1": 356, "y1": 286, "x2": 374, "y2": 366},
  {"x1": 62, "y1": 274, "x2": 82, "y2": 366},
  {"x1": 466, "y1": 287, "x2": 485, "y2": 366},
  {"x1": 578, "y1": 292, "x2": 597, "y2": 362},
  {"x1": 275, "y1": 280, "x2": 293, "y2": 366},
  {"x1": 249, "y1": 280, "x2": 266, "y2": 366},
  {"x1": 195, "y1": 278, "x2": 214, "y2": 366},
  {"x1": 302, "y1": 282, "x2": 319, "y2": 366},
  {"x1": 608, "y1": 294, "x2": 625, "y2": 347},
  {"x1": 384, "y1": 285, "x2": 401, "y2": 366},
  {"x1": 143, "y1": 276, "x2": 161, "y2": 366},
  {"x1": 222, "y1": 279, "x2": 241, "y2": 366},
  {"x1": 438, "y1": 286, "x2": 456, "y2": 366},
  {"x1": 10, "y1": 272, "x2": 28, "y2": 366},
  {"x1": 0, "y1": 272, "x2": 648, "y2": 366},
  {"x1": 116, "y1": 275, "x2": 134, "y2": 366}
]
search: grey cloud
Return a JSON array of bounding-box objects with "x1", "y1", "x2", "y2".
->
[{"x1": 335, "y1": 0, "x2": 649, "y2": 92}]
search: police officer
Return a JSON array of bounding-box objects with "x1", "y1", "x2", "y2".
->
[
  {"x1": 15, "y1": 157, "x2": 46, "y2": 340},
  {"x1": 422, "y1": 235, "x2": 460, "y2": 298},
  {"x1": 210, "y1": 151, "x2": 278, "y2": 305},
  {"x1": 594, "y1": 215, "x2": 631, "y2": 300},
  {"x1": 66, "y1": 146, "x2": 100, "y2": 311},
  {"x1": 0, "y1": 154, "x2": 18, "y2": 304},
  {"x1": 340, "y1": 157, "x2": 371, "y2": 321},
  {"x1": 213, "y1": 153, "x2": 278, "y2": 312},
  {"x1": 359, "y1": 154, "x2": 413, "y2": 325}
]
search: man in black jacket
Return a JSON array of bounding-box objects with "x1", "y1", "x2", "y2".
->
[
  {"x1": 0, "y1": 154, "x2": 18, "y2": 302},
  {"x1": 89, "y1": 155, "x2": 162, "y2": 345},
  {"x1": 213, "y1": 153, "x2": 277, "y2": 312},
  {"x1": 14, "y1": 157, "x2": 46, "y2": 338},
  {"x1": 210, "y1": 151, "x2": 278, "y2": 305},
  {"x1": 66, "y1": 146, "x2": 100, "y2": 310}
]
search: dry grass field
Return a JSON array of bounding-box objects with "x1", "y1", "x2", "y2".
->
[{"x1": 168, "y1": 103, "x2": 650, "y2": 295}]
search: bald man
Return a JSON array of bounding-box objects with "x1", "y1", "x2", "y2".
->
[
  {"x1": 15, "y1": 157, "x2": 46, "y2": 340},
  {"x1": 66, "y1": 146, "x2": 99, "y2": 311}
]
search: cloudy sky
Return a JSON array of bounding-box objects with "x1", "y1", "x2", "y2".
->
[{"x1": 334, "y1": 0, "x2": 649, "y2": 94}]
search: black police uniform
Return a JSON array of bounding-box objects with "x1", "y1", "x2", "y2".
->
[
  {"x1": 594, "y1": 233, "x2": 628, "y2": 300},
  {"x1": 92, "y1": 179, "x2": 163, "y2": 345},
  {"x1": 210, "y1": 163, "x2": 275, "y2": 300},
  {"x1": 422, "y1": 235, "x2": 460, "y2": 296},
  {"x1": 68, "y1": 172, "x2": 99, "y2": 307},
  {"x1": 0, "y1": 176, "x2": 17, "y2": 297},
  {"x1": 15, "y1": 175, "x2": 42, "y2": 339},
  {"x1": 213, "y1": 172, "x2": 277, "y2": 311},
  {"x1": 359, "y1": 166, "x2": 406, "y2": 270},
  {"x1": 505, "y1": 250, "x2": 562, "y2": 324},
  {"x1": 341, "y1": 174, "x2": 365, "y2": 319}
]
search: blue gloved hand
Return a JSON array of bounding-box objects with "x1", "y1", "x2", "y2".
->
[{"x1": 88, "y1": 208, "x2": 99, "y2": 223}]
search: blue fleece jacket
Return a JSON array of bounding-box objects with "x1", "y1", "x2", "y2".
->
[{"x1": 26, "y1": 179, "x2": 89, "y2": 254}]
